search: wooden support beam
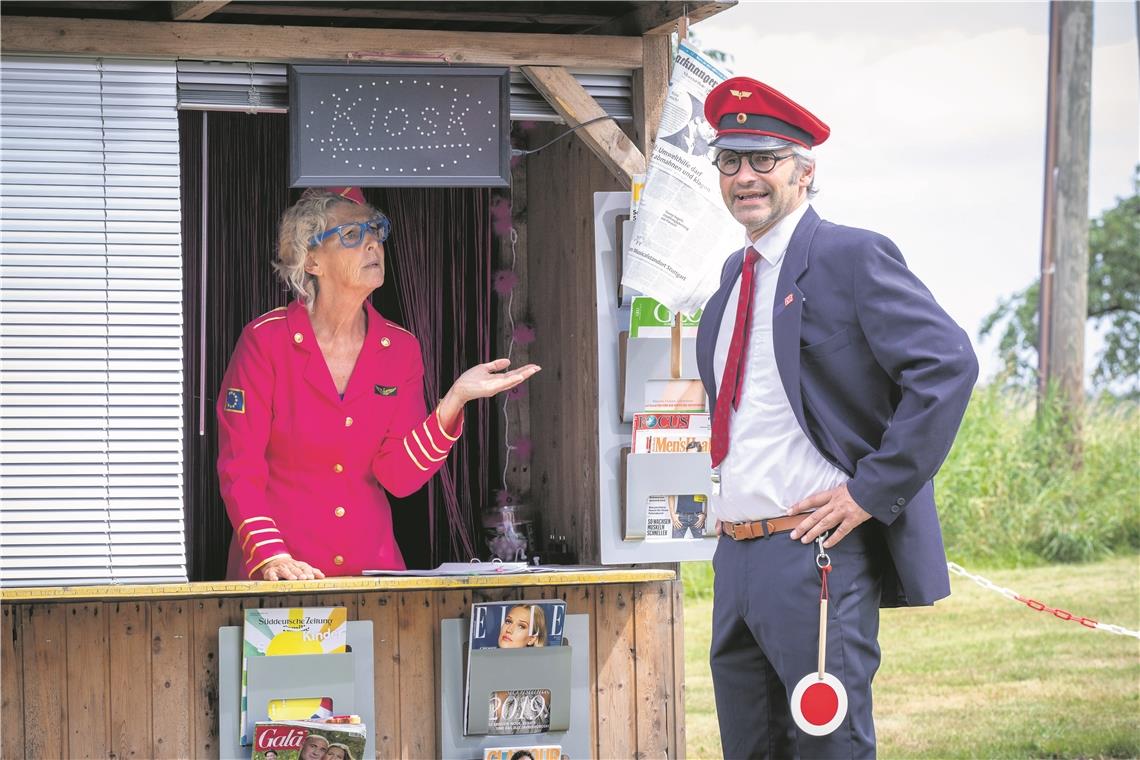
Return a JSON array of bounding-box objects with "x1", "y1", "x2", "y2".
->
[
  {"x1": 592, "y1": 1, "x2": 736, "y2": 36},
  {"x1": 0, "y1": 17, "x2": 643, "y2": 69},
  {"x1": 520, "y1": 65, "x2": 646, "y2": 186},
  {"x1": 632, "y1": 33, "x2": 672, "y2": 158},
  {"x1": 216, "y1": 4, "x2": 612, "y2": 27},
  {"x1": 170, "y1": 1, "x2": 231, "y2": 21}
]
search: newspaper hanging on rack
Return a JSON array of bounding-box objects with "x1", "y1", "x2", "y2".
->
[{"x1": 621, "y1": 42, "x2": 740, "y2": 316}]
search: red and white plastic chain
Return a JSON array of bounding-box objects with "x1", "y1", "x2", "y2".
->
[{"x1": 947, "y1": 562, "x2": 1139, "y2": 639}]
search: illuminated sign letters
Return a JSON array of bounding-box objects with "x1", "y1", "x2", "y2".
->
[{"x1": 290, "y1": 65, "x2": 510, "y2": 187}]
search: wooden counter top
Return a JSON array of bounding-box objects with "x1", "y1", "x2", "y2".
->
[{"x1": 0, "y1": 566, "x2": 675, "y2": 602}]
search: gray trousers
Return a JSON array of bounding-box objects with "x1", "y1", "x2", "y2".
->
[{"x1": 710, "y1": 526, "x2": 882, "y2": 759}]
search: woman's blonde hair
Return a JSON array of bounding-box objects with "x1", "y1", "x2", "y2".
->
[
  {"x1": 273, "y1": 188, "x2": 382, "y2": 306},
  {"x1": 326, "y1": 742, "x2": 354, "y2": 760}
]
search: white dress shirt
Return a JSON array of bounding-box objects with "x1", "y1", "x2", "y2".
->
[{"x1": 711, "y1": 202, "x2": 848, "y2": 522}]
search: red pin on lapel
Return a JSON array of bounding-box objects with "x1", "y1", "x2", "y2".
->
[
  {"x1": 790, "y1": 540, "x2": 848, "y2": 736},
  {"x1": 784, "y1": 293, "x2": 795, "y2": 307}
]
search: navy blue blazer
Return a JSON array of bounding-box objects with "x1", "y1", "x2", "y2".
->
[{"x1": 696, "y1": 207, "x2": 978, "y2": 607}]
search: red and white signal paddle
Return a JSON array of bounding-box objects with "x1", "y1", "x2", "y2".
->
[{"x1": 790, "y1": 539, "x2": 848, "y2": 736}]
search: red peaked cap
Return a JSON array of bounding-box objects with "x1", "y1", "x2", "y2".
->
[
  {"x1": 704, "y1": 76, "x2": 830, "y2": 151},
  {"x1": 325, "y1": 186, "x2": 366, "y2": 205}
]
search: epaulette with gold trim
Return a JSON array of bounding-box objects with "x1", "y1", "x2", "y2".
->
[
  {"x1": 384, "y1": 321, "x2": 415, "y2": 338},
  {"x1": 252, "y1": 306, "x2": 288, "y2": 330}
]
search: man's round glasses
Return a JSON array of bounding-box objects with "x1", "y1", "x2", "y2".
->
[
  {"x1": 713, "y1": 151, "x2": 794, "y2": 177},
  {"x1": 309, "y1": 215, "x2": 391, "y2": 249}
]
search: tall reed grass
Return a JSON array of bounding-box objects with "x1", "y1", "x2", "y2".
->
[{"x1": 938, "y1": 384, "x2": 1139, "y2": 566}]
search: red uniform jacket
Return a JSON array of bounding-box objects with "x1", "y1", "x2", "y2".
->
[{"x1": 216, "y1": 300, "x2": 461, "y2": 579}]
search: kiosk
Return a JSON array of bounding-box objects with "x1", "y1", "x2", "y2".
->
[{"x1": 0, "y1": 3, "x2": 736, "y2": 757}]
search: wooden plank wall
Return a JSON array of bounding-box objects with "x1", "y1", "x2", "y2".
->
[
  {"x1": 0, "y1": 580, "x2": 684, "y2": 758},
  {"x1": 525, "y1": 123, "x2": 624, "y2": 566}
]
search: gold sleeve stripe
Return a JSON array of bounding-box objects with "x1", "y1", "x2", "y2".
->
[
  {"x1": 403, "y1": 438, "x2": 429, "y2": 471},
  {"x1": 253, "y1": 315, "x2": 287, "y2": 329},
  {"x1": 247, "y1": 538, "x2": 286, "y2": 563},
  {"x1": 435, "y1": 408, "x2": 461, "y2": 441},
  {"x1": 411, "y1": 429, "x2": 446, "y2": 463},
  {"x1": 422, "y1": 421, "x2": 449, "y2": 456},
  {"x1": 248, "y1": 552, "x2": 293, "y2": 579},
  {"x1": 241, "y1": 527, "x2": 281, "y2": 552},
  {"x1": 237, "y1": 516, "x2": 277, "y2": 532}
]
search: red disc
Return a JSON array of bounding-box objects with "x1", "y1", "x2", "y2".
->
[
  {"x1": 791, "y1": 672, "x2": 847, "y2": 736},
  {"x1": 801, "y1": 682, "x2": 839, "y2": 725}
]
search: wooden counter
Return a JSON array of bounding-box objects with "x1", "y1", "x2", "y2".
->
[{"x1": 1, "y1": 569, "x2": 685, "y2": 759}]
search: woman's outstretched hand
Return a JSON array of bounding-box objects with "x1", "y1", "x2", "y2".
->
[
  {"x1": 451, "y1": 358, "x2": 540, "y2": 402},
  {"x1": 438, "y1": 359, "x2": 540, "y2": 428}
]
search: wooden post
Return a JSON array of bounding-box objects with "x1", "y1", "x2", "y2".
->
[
  {"x1": 632, "y1": 33, "x2": 673, "y2": 158},
  {"x1": 1038, "y1": 1, "x2": 1093, "y2": 425}
]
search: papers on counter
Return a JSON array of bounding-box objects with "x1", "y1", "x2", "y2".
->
[{"x1": 363, "y1": 562, "x2": 608, "y2": 577}]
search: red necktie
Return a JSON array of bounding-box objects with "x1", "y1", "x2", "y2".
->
[{"x1": 710, "y1": 247, "x2": 761, "y2": 468}]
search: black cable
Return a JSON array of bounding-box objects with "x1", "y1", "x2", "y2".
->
[{"x1": 510, "y1": 115, "x2": 614, "y2": 157}]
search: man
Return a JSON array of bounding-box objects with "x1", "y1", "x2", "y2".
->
[
  {"x1": 695, "y1": 76, "x2": 978, "y2": 758},
  {"x1": 300, "y1": 733, "x2": 329, "y2": 760},
  {"x1": 668, "y1": 493, "x2": 708, "y2": 539}
]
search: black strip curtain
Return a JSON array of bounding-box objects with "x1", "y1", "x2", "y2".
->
[{"x1": 180, "y1": 112, "x2": 492, "y2": 580}]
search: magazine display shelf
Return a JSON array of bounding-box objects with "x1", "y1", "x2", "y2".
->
[
  {"x1": 440, "y1": 615, "x2": 589, "y2": 759},
  {"x1": 1, "y1": 570, "x2": 679, "y2": 759},
  {"x1": 622, "y1": 451, "x2": 715, "y2": 541},
  {"x1": 594, "y1": 190, "x2": 717, "y2": 562},
  {"x1": 619, "y1": 331, "x2": 700, "y2": 422},
  {"x1": 217, "y1": 620, "x2": 376, "y2": 760}
]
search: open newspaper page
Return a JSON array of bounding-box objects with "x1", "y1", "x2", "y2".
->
[{"x1": 622, "y1": 42, "x2": 740, "y2": 315}]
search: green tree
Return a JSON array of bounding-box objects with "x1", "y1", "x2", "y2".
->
[{"x1": 980, "y1": 167, "x2": 1140, "y2": 397}]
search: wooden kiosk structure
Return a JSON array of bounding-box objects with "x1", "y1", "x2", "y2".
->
[{"x1": 0, "y1": 2, "x2": 734, "y2": 758}]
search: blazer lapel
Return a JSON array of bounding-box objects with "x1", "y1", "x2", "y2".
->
[
  {"x1": 697, "y1": 247, "x2": 745, "y2": 411},
  {"x1": 772, "y1": 207, "x2": 822, "y2": 438},
  {"x1": 341, "y1": 301, "x2": 385, "y2": 404},
  {"x1": 285, "y1": 301, "x2": 337, "y2": 398}
]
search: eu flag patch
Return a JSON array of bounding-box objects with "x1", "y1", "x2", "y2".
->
[
  {"x1": 375, "y1": 385, "x2": 397, "y2": 396},
  {"x1": 224, "y1": 388, "x2": 245, "y2": 413}
]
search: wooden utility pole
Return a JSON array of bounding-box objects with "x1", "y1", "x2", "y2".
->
[{"x1": 1037, "y1": 1, "x2": 1093, "y2": 417}]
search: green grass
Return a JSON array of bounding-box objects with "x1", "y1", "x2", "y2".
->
[{"x1": 683, "y1": 556, "x2": 1140, "y2": 759}]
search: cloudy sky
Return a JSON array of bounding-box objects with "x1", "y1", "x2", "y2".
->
[{"x1": 694, "y1": 1, "x2": 1139, "y2": 382}]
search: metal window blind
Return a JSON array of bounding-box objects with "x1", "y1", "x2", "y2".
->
[
  {"x1": 0, "y1": 55, "x2": 187, "y2": 586},
  {"x1": 176, "y1": 60, "x2": 633, "y2": 121}
]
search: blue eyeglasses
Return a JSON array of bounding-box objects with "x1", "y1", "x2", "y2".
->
[{"x1": 309, "y1": 215, "x2": 391, "y2": 248}]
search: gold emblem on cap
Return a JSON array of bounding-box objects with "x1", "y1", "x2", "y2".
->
[
  {"x1": 736, "y1": 113, "x2": 748, "y2": 124},
  {"x1": 730, "y1": 89, "x2": 753, "y2": 100}
]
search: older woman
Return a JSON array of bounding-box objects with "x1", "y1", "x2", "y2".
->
[{"x1": 217, "y1": 188, "x2": 539, "y2": 580}]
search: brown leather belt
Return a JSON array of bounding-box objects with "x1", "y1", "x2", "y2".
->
[{"x1": 723, "y1": 514, "x2": 807, "y2": 541}]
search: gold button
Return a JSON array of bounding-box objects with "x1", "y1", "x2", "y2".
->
[
  {"x1": 345, "y1": 416, "x2": 353, "y2": 427},
  {"x1": 380, "y1": 337, "x2": 391, "y2": 347},
  {"x1": 333, "y1": 463, "x2": 343, "y2": 473},
  {"x1": 333, "y1": 555, "x2": 344, "y2": 566},
  {"x1": 736, "y1": 112, "x2": 748, "y2": 124},
  {"x1": 334, "y1": 507, "x2": 346, "y2": 518},
  {"x1": 293, "y1": 332, "x2": 304, "y2": 344}
]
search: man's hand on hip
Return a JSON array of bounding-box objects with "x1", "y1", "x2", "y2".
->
[{"x1": 787, "y1": 483, "x2": 872, "y2": 548}]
